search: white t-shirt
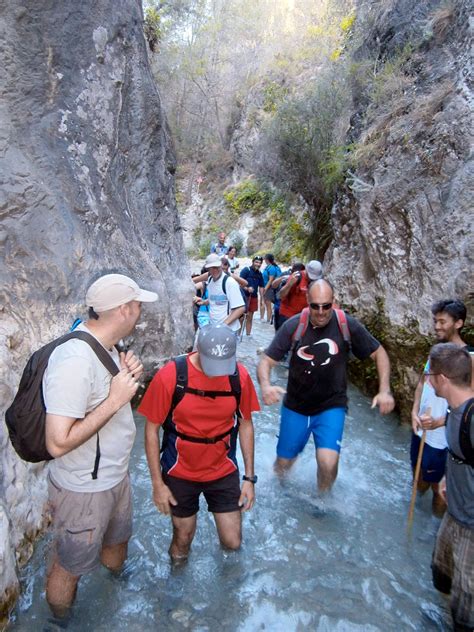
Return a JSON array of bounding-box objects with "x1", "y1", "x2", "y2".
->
[
  {"x1": 43, "y1": 324, "x2": 136, "y2": 492},
  {"x1": 416, "y1": 359, "x2": 448, "y2": 450},
  {"x1": 207, "y1": 273, "x2": 245, "y2": 331},
  {"x1": 227, "y1": 256, "x2": 239, "y2": 272}
]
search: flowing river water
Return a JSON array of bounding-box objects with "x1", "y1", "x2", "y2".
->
[{"x1": 9, "y1": 318, "x2": 452, "y2": 631}]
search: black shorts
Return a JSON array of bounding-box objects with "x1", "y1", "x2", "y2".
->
[{"x1": 162, "y1": 471, "x2": 241, "y2": 518}]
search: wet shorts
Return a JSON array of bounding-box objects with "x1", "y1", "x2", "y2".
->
[
  {"x1": 48, "y1": 474, "x2": 132, "y2": 576},
  {"x1": 247, "y1": 296, "x2": 259, "y2": 313},
  {"x1": 432, "y1": 512, "x2": 474, "y2": 629},
  {"x1": 163, "y1": 471, "x2": 241, "y2": 518},
  {"x1": 276, "y1": 405, "x2": 346, "y2": 458},
  {"x1": 263, "y1": 288, "x2": 275, "y2": 303},
  {"x1": 410, "y1": 434, "x2": 447, "y2": 483}
]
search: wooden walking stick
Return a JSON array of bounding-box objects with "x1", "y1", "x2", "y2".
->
[{"x1": 407, "y1": 406, "x2": 431, "y2": 534}]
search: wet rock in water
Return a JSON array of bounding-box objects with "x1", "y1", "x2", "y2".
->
[{"x1": 0, "y1": 0, "x2": 193, "y2": 621}]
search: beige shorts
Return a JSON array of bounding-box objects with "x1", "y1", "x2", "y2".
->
[{"x1": 48, "y1": 474, "x2": 133, "y2": 576}]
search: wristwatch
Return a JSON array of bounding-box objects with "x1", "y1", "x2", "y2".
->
[{"x1": 242, "y1": 474, "x2": 258, "y2": 484}]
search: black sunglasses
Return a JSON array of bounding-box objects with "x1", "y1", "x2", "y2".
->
[{"x1": 309, "y1": 302, "x2": 332, "y2": 311}]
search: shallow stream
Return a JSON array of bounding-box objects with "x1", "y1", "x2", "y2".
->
[{"x1": 9, "y1": 318, "x2": 452, "y2": 631}]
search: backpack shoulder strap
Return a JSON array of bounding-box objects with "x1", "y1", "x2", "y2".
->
[
  {"x1": 334, "y1": 309, "x2": 352, "y2": 353},
  {"x1": 65, "y1": 331, "x2": 119, "y2": 375},
  {"x1": 291, "y1": 308, "x2": 310, "y2": 345},
  {"x1": 229, "y1": 367, "x2": 242, "y2": 418},
  {"x1": 172, "y1": 354, "x2": 188, "y2": 410},
  {"x1": 459, "y1": 398, "x2": 474, "y2": 465},
  {"x1": 222, "y1": 273, "x2": 232, "y2": 314},
  {"x1": 222, "y1": 273, "x2": 230, "y2": 295},
  {"x1": 289, "y1": 308, "x2": 310, "y2": 359}
]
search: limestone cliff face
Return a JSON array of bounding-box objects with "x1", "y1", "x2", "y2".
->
[
  {"x1": 0, "y1": 0, "x2": 193, "y2": 620},
  {"x1": 325, "y1": 0, "x2": 473, "y2": 415},
  {"x1": 224, "y1": 0, "x2": 472, "y2": 416}
]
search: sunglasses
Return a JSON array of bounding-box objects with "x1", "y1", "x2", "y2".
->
[{"x1": 309, "y1": 303, "x2": 332, "y2": 311}]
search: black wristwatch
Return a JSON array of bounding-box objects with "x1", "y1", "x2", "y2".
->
[{"x1": 242, "y1": 474, "x2": 258, "y2": 484}]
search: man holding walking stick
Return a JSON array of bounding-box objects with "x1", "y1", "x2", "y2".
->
[{"x1": 410, "y1": 300, "x2": 473, "y2": 517}]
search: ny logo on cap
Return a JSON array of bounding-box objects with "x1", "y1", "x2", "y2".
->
[{"x1": 211, "y1": 344, "x2": 229, "y2": 357}]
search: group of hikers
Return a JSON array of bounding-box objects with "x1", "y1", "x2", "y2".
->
[
  {"x1": 191, "y1": 231, "x2": 326, "y2": 338},
  {"x1": 8, "y1": 230, "x2": 473, "y2": 631}
]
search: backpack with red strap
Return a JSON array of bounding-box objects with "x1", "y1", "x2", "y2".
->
[
  {"x1": 161, "y1": 354, "x2": 242, "y2": 450},
  {"x1": 290, "y1": 307, "x2": 352, "y2": 359}
]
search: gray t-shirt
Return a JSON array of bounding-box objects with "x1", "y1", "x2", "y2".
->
[
  {"x1": 445, "y1": 398, "x2": 474, "y2": 529},
  {"x1": 43, "y1": 324, "x2": 136, "y2": 492}
]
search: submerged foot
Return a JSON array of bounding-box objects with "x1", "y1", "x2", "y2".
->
[{"x1": 431, "y1": 493, "x2": 447, "y2": 519}]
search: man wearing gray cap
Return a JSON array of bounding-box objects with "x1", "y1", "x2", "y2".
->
[
  {"x1": 43, "y1": 273, "x2": 157, "y2": 616},
  {"x1": 140, "y1": 324, "x2": 260, "y2": 561}
]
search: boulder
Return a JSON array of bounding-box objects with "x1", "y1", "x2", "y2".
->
[{"x1": 0, "y1": 1, "x2": 193, "y2": 622}]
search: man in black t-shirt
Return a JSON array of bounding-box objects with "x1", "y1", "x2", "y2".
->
[{"x1": 257, "y1": 279, "x2": 395, "y2": 492}]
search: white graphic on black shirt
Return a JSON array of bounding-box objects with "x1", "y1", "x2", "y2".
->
[{"x1": 296, "y1": 338, "x2": 339, "y2": 372}]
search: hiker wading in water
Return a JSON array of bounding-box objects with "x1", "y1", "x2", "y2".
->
[
  {"x1": 140, "y1": 325, "x2": 260, "y2": 561},
  {"x1": 257, "y1": 279, "x2": 395, "y2": 493},
  {"x1": 428, "y1": 344, "x2": 474, "y2": 632},
  {"x1": 43, "y1": 274, "x2": 157, "y2": 617}
]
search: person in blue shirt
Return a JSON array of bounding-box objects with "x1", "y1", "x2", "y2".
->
[
  {"x1": 210, "y1": 232, "x2": 229, "y2": 257},
  {"x1": 240, "y1": 256, "x2": 265, "y2": 336},
  {"x1": 262, "y1": 254, "x2": 281, "y2": 324}
]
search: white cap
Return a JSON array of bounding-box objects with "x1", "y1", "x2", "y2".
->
[
  {"x1": 306, "y1": 260, "x2": 323, "y2": 281},
  {"x1": 204, "y1": 253, "x2": 223, "y2": 268},
  {"x1": 85, "y1": 274, "x2": 158, "y2": 312}
]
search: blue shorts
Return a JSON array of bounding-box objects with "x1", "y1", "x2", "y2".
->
[
  {"x1": 410, "y1": 434, "x2": 447, "y2": 483},
  {"x1": 276, "y1": 405, "x2": 346, "y2": 458}
]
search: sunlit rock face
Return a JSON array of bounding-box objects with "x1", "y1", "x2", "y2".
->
[
  {"x1": 0, "y1": 1, "x2": 193, "y2": 620},
  {"x1": 325, "y1": 0, "x2": 473, "y2": 417}
]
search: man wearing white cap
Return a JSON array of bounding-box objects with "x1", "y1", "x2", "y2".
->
[
  {"x1": 43, "y1": 273, "x2": 157, "y2": 617},
  {"x1": 278, "y1": 260, "x2": 323, "y2": 327},
  {"x1": 140, "y1": 324, "x2": 260, "y2": 561},
  {"x1": 204, "y1": 253, "x2": 245, "y2": 333}
]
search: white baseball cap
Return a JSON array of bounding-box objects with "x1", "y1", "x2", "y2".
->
[
  {"x1": 204, "y1": 253, "x2": 223, "y2": 268},
  {"x1": 86, "y1": 274, "x2": 158, "y2": 312},
  {"x1": 306, "y1": 260, "x2": 323, "y2": 281}
]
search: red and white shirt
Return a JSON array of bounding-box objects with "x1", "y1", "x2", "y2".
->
[{"x1": 138, "y1": 353, "x2": 260, "y2": 482}]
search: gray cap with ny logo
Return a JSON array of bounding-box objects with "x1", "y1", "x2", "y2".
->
[{"x1": 197, "y1": 324, "x2": 237, "y2": 376}]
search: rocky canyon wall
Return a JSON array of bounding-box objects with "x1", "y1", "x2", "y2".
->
[
  {"x1": 223, "y1": 0, "x2": 472, "y2": 417},
  {"x1": 325, "y1": 0, "x2": 473, "y2": 415},
  {"x1": 0, "y1": 0, "x2": 194, "y2": 622}
]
